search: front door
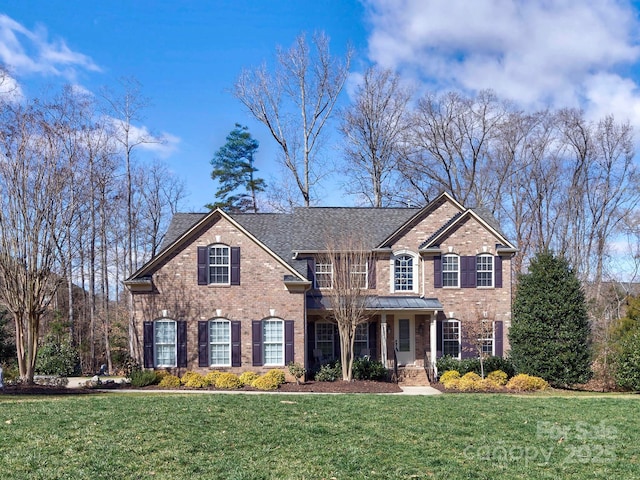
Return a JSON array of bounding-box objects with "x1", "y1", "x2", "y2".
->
[{"x1": 394, "y1": 317, "x2": 415, "y2": 365}]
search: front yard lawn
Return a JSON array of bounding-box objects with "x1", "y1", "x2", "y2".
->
[{"x1": 1, "y1": 392, "x2": 638, "y2": 479}]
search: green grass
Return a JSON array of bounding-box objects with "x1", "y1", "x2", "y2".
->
[{"x1": 0, "y1": 392, "x2": 638, "y2": 479}]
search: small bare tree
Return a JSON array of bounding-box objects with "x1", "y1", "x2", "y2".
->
[
  {"x1": 319, "y1": 235, "x2": 372, "y2": 381},
  {"x1": 461, "y1": 302, "x2": 496, "y2": 378}
]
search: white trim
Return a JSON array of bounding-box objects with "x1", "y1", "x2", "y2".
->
[
  {"x1": 442, "y1": 319, "x2": 461, "y2": 359},
  {"x1": 390, "y1": 249, "x2": 418, "y2": 293},
  {"x1": 154, "y1": 319, "x2": 177, "y2": 368},
  {"x1": 263, "y1": 318, "x2": 285, "y2": 366},
  {"x1": 207, "y1": 244, "x2": 231, "y2": 286},
  {"x1": 442, "y1": 253, "x2": 460, "y2": 288},
  {"x1": 209, "y1": 318, "x2": 231, "y2": 367},
  {"x1": 476, "y1": 253, "x2": 494, "y2": 288}
]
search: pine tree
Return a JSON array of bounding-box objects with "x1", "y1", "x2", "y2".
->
[
  {"x1": 509, "y1": 251, "x2": 592, "y2": 387},
  {"x1": 207, "y1": 124, "x2": 265, "y2": 212}
]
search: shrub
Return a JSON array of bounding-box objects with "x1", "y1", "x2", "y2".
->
[
  {"x1": 439, "y1": 370, "x2": 461, "y2": 384},
  {"x1": 287, "y1": 362, "x2": 306, "y2": 384},
  {"x1": 436, "y1": 355, "x2": 515, "y2": 378},
  {"x1": 130, "y1": 369, "x2": 158, "y2": 387},
  {"x1": 265, "y1": 369, "x2": 286, "y2": 385},
  {"x1": 614, "y1": 327, "x2": 640, "y2": 391},
  {"x1": 155, "y1": 370, "x2": 171, "y2": 381},
  {"x1": 204, "y1": 371, "x2": 222, "y2": 387},
  {"x1": 457, "y1": 372, "x2": 482, "y2": 392},
  {"x1": 314, "y1": 361, "x2": 342, "y2": 382},
  {"x1": 238, "y1": 371, "x2": 259, "y2": 386},
  {"x1": 35, "y1": 339, "x2": 81, "y2": 376},
  {"x1": 486, "y1": 370, "x2": 508, "y2": 386},
  {"x1": 181, "y1": 371, "x2": 206, "y2": 388},
  {"x1": 506, "y1": 373, "x2": 549, "y2": 391},
  {"x1": 215, "y1": 372, "x2": 242, "y2": 389},
  {"x1": 158, "y1": 374, "x2": 181, "y2": 388},
  {"x1": 251, "y1": 374, "x2": 280, "y2": 390},
  {"x1": 352, "y1": 357, "x2": 388, "y2": 381}
]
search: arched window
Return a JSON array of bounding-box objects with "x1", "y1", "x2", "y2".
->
[
  {"x1": 442, "y1": 254, "x2": 460, "y2": 287},
  {"x1": 476, "y1": 254, "x2": 494, "y2": 287},
  {"x1": 393, "y1": 252, "x2": 417, "y2": 292},
  {"x1": 209, "y1": 319, "x2": 231, "y2": 366},
  {"x1": 154, "y1": 319, "x2": 177, "y2": 367},
  {"x1": 208, "y1": 244, "x2": 230, "y2": 285}
]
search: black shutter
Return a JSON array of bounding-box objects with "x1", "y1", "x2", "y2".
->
[
  {"x1": 334, "y1": 323, "x2": 341, "y2": 359},
  {"x1": 461, "y1": 256, "x2": 476, "y2": 288},
  {"x1": 368, "y1": 321, "x2": 377, "y2": 359},
  {"x1": 143, "y1": 321, "x2": 154, "y2": 368},
  {"x1": 177, "y1": 321, "x2": 187, "y2": 368},
  {"x1": 307, "y1": 258, "x2": 316, "y2": 287},
  {"x1": 436, "y1": 319, "x2": 443, "y2": 359},
  {"x1": 284, "y1": 320, "x2": 295, "y2": 364},
  {"x1": 198, "y1": 321, "x2": 209, "y2": 367},
  {"x1": 252, "y1": 320, "x2": 263, "y2": 366},
  {"x1": 197, "y1": 246, "x2": 208, "y2": 285},
  {"x1": 494, "y1": 256, "x2": 503, "y2": 288},
  {"x1": 307, "y1": 320, "x2": 316, "y2": 365},
  {"x1": 494, "y1": 321, "x2": 504, "y2": 357},
  {"x1": 231, "y1": 321, "x2": 242, "y2": 367},
  {"x1": 230, "y1": 247, "x2": 240, "y2": 285},
  {"x1": 434, "y1": 256, "x2": 442, "y2": 288},
  {"x1": 368, "y1": 257, "x2": 376, "y2": 289}
]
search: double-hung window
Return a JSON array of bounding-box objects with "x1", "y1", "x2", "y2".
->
[
  {"x1": 394, "y1": 254, "x2": 414, "y2": 291},
  {"x1": 476, "y1": 254, "x2": 494, "y2": 287},
  {"x1": 154, "y1": 320, "x2": 177, "y2": 367},
  {"x1": 481, "y1": 320, "x2": 494, "y2": 356},
  {"x1": 442, "y1": 320, "x2": 460, "y2": 359},
  {"x1": 209, "y1": 244, "x2": 230, "y2": 285},
  {"x1": 209, "y1": 319, "x2": 231, "y2": 366},
  {"x1": 263, "y1": 319, "x2": 284, "y2": 365},
  {"x1": 315, "y1": 322, "x2": 335, "y2": 359},
  {"x1": 315, "y1": 262, "x2": 333, "y2": 289},
  {"x1": 350, "y1": 262, "x2": 368, "y2": 289},
  {"x1": 442, "y1": 254, "x2": 459, "y2": 287},
  {"x1": 354, "y1": 323, "x2": 369, "y2": 357}
]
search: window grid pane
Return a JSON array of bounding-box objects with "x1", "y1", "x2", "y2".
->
[
  {"x1": 264, "y1": 320, "x2": 284, "y2": 365},
  {"x1": 476, "y1": 255, "x2": 493, "y2": 287},
  {"x1": 316, "y1": 322, "x2": 334, "y2": 358},
  {"x1": 442, "y1": 255, "x2": 459, "y2": 287},
  {"x1": 442, "y1": 320, "x2": 460, "y2": 358},
  {"x1": 394, "y1": 255, "x2": 413, "y2": 291},
  {"x1": 209, "y1": 246, "x2": 230, "y2": 284},
  {"x1": 315, "y1": 263, "x2": 333, "y2": 289},
  {"x1": 354, "y1": 323, "x2": 368, "y2": 356},
  {"x1": 209, "y1": 320, "x2": 231, "y2": 366},
  {"x1": 350, "y1": 263, "x2": 367, "y2": 289},
  {"x1": 155, "y1": 320, "x2": 176, "y2": 367}
]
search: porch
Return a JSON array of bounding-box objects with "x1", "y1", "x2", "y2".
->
[{"x1": 306, "y1": 295, "x2": 444, "y2": 385}]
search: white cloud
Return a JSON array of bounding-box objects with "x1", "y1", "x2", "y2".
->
[
  {"x1": 0, "y1": 14, "x2": 100, "y2": 80},
  {"x1": 364, "y1": 0, "x2": 640, "y2": 121},
  {"x1": 105, "y1": 116, "x2": 181, "y2": 159}
]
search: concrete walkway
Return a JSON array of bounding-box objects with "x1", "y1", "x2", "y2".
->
[{"x1": 65, "y1": 377, "x2": 442, "y2": 395}]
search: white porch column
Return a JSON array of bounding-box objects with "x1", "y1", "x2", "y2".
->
[
  {"x1": 430, "y1": 314, "x2": 438, "y2": 375},
  {"x1": 381, "y1": 314, "x2": 388, "y2": 368}
]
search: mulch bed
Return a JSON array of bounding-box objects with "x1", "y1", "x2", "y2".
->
[{"x1": 1, "y1": 380, "x2": 403, "y2": 395}]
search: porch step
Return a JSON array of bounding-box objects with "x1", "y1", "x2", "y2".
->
[{"x1": 397, "y1": 366, "x2": 430, "y2": 386}]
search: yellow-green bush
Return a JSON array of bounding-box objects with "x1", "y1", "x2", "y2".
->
[
  {"x1": 443, "y1": 378, "x2": 460, "y2": 390},
  {"x1": 264, "y1": 369, "x2": 286, "y2": 385},
  {"x1": 181, "y1": 371, "x2": 206, "y2": 388},
  {"x1": 458, "y1": 372, "x2": 482, "y2": 391},
  {"x1": 239, "y1": 371, "x2": 259, "y2": 386},
  {"x1": 439, "y1": 370, "x2": 461, "y2": 384},
  {"x1": 158, "y1": 374, "x2": 181, "y2": 388},
  {"x1": 487, "y1": 370, "x2": 508, "y2": 386},
  {"x1": 506, "y1": 373, "x2": 549, "y2": 391},
  {"x1": 251, "y1": 374, "x2": 280, "y2": 390},
  {"x1": 154, "y1": 370, "x2": 171, "y2": 381},
  {"x1": 203, "y1": 371, "x2": 222, "y2": 387},
  {"x1": 215, "y1": 372, "x2": 242, "y2": 389}
]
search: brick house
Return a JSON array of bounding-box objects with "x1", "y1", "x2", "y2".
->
[{"x1": 125, "y1": 192, "x2": 516, "y2": 382}]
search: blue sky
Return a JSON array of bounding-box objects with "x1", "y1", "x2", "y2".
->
[{"x1": 3, "y1": 1, "x2": 640, "y2": 211}]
